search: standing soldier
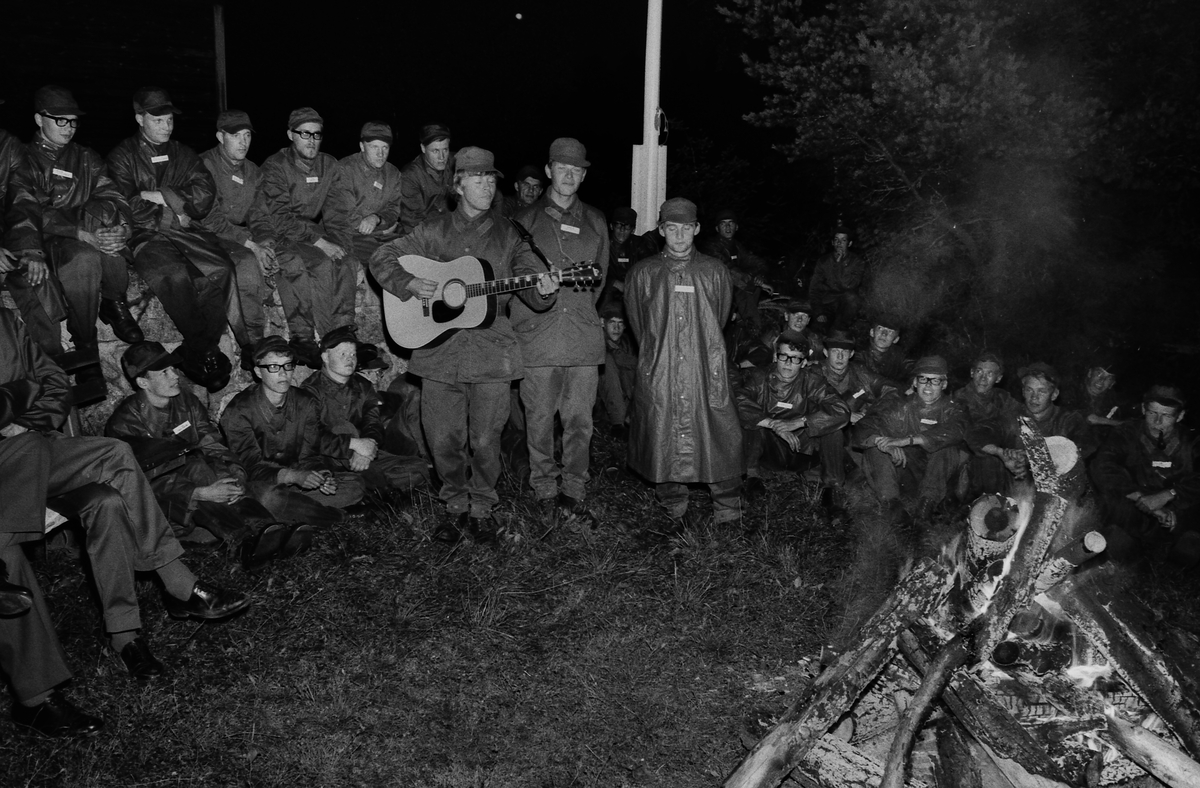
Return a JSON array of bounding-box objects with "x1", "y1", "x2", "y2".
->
[
  {"x1": 624, "y1": 198, "x2": 744, "y2": 530},
  {"x1": 809, "y1": 221, "x2": 866, "y2": 329},
  {"x1": 512, "y1": 138, "x2": 608, "y2": 522}
]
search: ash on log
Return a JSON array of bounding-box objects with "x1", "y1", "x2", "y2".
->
[
  {"x1": 723, "y1": 559, "x2": 954, "y2": 788},
  {"x1": 1104, "y1": 711, "x2": 1200, "y2": 788}
]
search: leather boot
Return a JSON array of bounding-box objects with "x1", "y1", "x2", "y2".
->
[{"x1": 98, "y1": 298, "x2": 144, "y2": 344}]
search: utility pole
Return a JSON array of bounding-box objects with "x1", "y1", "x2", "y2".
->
[
  {"x1": 631, "y1": 0, "x2": 666, "y2": 235},
  {"x1": 214, "y1": 4, "x2": 228, "y2": 111}
]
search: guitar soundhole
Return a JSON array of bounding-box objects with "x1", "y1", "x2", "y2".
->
[{"x1": 441, "y1": 280, "x2": 467, "y2": 309}]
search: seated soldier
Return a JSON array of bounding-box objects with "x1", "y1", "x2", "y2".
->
[
  {"x1": 220, "y1": 336, "x2": 365, "y2": 528},
  {"x1": 0, "y1": 309, "x2": 249, "y2": 684},
  {"x1": 737, "y1": 330, "x2": 850, "y2": 504},
  {"x1": 955, "y1": 352, "x2": 1019, "y2": 496},
  {"x1": 105, "y1": 341, "x2": 310, "y2": 569},
  {"x1": 808, "y1": 222, "x2": 865, "y2": 330},
  {"x1": 854, "y1": 355, "x2": 968, "y2": 522},
  {"x1": 698, "y1": 208, "x2": 771, "y2": 329},
  {"x1": 858, "y1": 315, "x2": 910, "y2": 386},
  {"x1": 1091, "y1": 384, "x2": 1200, "y2": 567},
  {"x1": 301, "y1": 325, "x2": 428, "y2": 494},
  {"x1": 732, "y1": 325, "x2": 779, "y2": 370},
  {"x1": 815, "y1": 329, "x2": 899, "y2": 489},
  {"x1": 323, "y1": 122, "x2": 403, "y2": 279},
  {"x1": 596, "y1": 301, "x2": 637, "y2": 440},
  {"x1": 970, "y1": 362, "x2": 1098, "y2": 492},
  {"x1": 778, "y1": 299, "x2": 823, "y2": 366},
  {"x1": 1074, "y1": 355, "x2": 1131, "y2": 430}
]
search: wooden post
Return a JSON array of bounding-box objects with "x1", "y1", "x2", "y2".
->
[
  {"x1": 1105, "y1": 712, "x2": 1200, "y2": 788},
  {"x1": 213, "y1": 4, "x2": 228, "y2": 112},
  {"x1": 724, "y1": 559, "x2": 953, "y2": 788}
]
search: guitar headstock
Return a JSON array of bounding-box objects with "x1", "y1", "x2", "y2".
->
[{"x1": 559, "y1": 264, "x2": 603, "y2": 290}]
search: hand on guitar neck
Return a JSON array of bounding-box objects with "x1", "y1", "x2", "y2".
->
[{"x1": 406, "y1": 271, "x2": 560, "y2": 299}]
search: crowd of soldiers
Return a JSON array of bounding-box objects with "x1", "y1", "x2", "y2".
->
[{"x1": 1, "y1": 84, "x2": 1196, "y2": 739}]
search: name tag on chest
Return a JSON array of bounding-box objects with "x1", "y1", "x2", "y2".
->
[
  {"x1": 1106, "y1": 406, "x2": 1119, "y2": 419},
  {"x1": 852, "y1": 389, "x2": 866, "y2": 399},
  {"x1": 1152, "y1": 460, "x2": 1173, "y2": 469},
  {"x1": 774, "y1": 401, "x2": 793, "y2": 410},
  {"x1": 560, "y1": 224, "x2": 580, "y2": 235},
  {"x1": 51, "y1": 167, "x2": 74, "y2": 179},
  {"x1": 674, "y1": 285, "x2": 695, "y2": 293},
  {"x1": 232, "y1": 175, "x2": 244, "y2": 184},
  {"x1": 373, "y1": 181, "x2": 383, "y2": 190},
  {"x1": 306, "y1": 176, "x2": 319, "y2": 184},
  {"x1": 618, "y1": 257, "x2": 629, "y2": 263},
  {"x1": 150, "y1": 155, "x2": 170, "y2": 164},
  {"x1": 920, "y1": 418, "x2": 938, "y2": 425},
  {"x1": 172, "y1": 420, "x2": 191, "y2": 435}
]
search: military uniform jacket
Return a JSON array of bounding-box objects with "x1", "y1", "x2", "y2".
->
[
  {"x1": 106, "y1": 389, "x2": 248, "y2": 522},
  {"x1": 301, "y1": 370, "x2": 386, "y2": 460},
  {"x1": 810, "y1": 250, "x2": 866, "y2": 301},
  {"x1": 623, "y1": 250, "x2": 743, "y2": 483},
  {"x1": 697, "y1": 235, "x2": 767, "y2": 282},
  {"x1": 324, "y1": 152, "x2": 403, "y2": 250},
  {"x1": 0, "y1": 130, "x2": 25, "y2": 228},
  {"x1": 106, "y1": 135, "x2": 218, "y2": 248},
  {"x1": 820, "y1": 361, "x2": 899, "y2": 414},
  {"x1": 510, "y1": 194, "x2": 609, "y2": 366},
  {"x1": 974, "y1": 403, "x2": 1099, "y2": 459},
  {"x1": 1091, "y1": 421, "x2": 1200, "y2": 509},
  {"x1": 954, "y1": 384, "x2": 1019, "y2": 455},
  {"x1": 197, "y1": 146, "x2": 263, "y2": 245},
  {"x1": 854, "y1": 393, "x2": 967, "y2": 453},
  {"x1": 369, "y1": 207, "x2": 534, "y2": 384},
  {"x1": 219, "y1": 385, "x2": 335, "y2": 483},
  {"x1": 250, "y1": 146, "x2": 337, "y2": 245},
  {"x1": 736, "y1": 366, "x2": 850, "y2": 436},
  {"x1": 859, "y1": 343, "x2": 910, "y2": 386},
  {"x1": 398, "y1": 154, "x2": 453, "y2": 235},
  {"x1": 5, "y1": 132, "x2": 131, "y2": 256}
]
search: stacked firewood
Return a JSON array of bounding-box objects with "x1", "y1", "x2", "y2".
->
[{"x1": 726, "y1": 420, "x2": 1200, "y2": 788}]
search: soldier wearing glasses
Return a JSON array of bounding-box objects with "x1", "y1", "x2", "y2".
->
[
  {"x1": 736, "y1": 330, "x2": 850, "y2": 503},
  {"x1": 249, "y1": 108, "x2": 352, "y2": 368},
  {"x1": 4, "y1": 86, "x2": 143, "y2": 402},
  {"x1": 854, "y1": 355, "x2": 968, "y2": 522},
  {"x1": 219, "y1": 336, "x2": 364, "y2": 529}
]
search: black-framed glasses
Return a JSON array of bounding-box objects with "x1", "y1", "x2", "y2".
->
[
  {"x1": 41, "y1": 113, "x2": 79, "y2": 128},
  {"x1": 776, "y1": 353, "x2": 805, "y2": 364},
  {"x1": 256, "y1": 362, "x2": 296, "y2": 373},
  {"x1": 292, "y1": 129, "x2": 323, "y2": 141},
  {"x1": 915, "y1": 375, "x2": 946, "y2": 385}
]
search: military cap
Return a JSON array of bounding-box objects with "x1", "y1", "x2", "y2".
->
[
  {"x1": 714, "y1": 208, "x2": 737, "y2": 223},
  {"x1": 871, "y1": 313, "x2": 903, "y2": 332},
  {"x1": 1016, "y1": 361, "x2": 1060, "y2": 388},
  {"x1": 216, "y1": 109, "x2": 253, "y2": 133},
  {"x1": 824, "y1": 329, "x2": 857, "y2": 350},
  {"x1": 612, "y1": 207, "x2": 637, "y2": 225},
  {"x1": 913, "y1": 355, "x2": 950, "y2": 377},
  {"x1": 360, "y1": 121, "x2": 393, "y2": 144},
  {"x1": 133, "y1": 87, "x2": 181, "y2": 116},
  {"x1": 783, "y1": 298, "x2": 813, "y2": 315},
  {"x1": 658, "y1": 197, "x2": 697, "y2": 224},
  {"x1": 973, "y1": 351, "x2": 1005, "y2": 374},
  {"x1": 455, "y1": 146, "x2": 503, "y2": 177},
  {"x1": 420, "y1": 123, "x2": 451, "y2": 145},
  {"x1": 34, "y1": 85, "x2": 84, "y2": 116},
  {"x1": 514, "y1": 164, "x2": 545, "y2": 184},
  {"x1": 599, "y1": 301, "x2": 626, "y2": 321},
  {"x1": 320, "y1": 325, "x2": 359, "y2": 350},
  {"x1": 288, "y1": 107, "x2": 323, "y2": 129},
  {"x1": 121, "y1": 341, "x2": 181, "y2": 381},
  {"x1": 252, "y1": 336, "x2": 294, "y2": 363},
  {"x1": 548, "y1": 137, "x2": 589, "y2": 168},
  {"x1": 1144, "y1": 384, "x2": 1187, "y2": 410}
]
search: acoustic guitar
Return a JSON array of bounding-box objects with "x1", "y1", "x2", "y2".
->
[{"x1": 382, "y1": 255, "x2": 602, "y2": 349}]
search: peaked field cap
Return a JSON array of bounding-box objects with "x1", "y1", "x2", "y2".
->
[
  {"x1": 34, "y1": 85, "x2": 84, "y2": 116},
  {"x1": 455, "y1": 146, "x2": 503, "y2": 177},
  {"x1": 320, "y1": 325, "x2": 359, "y2": 350},
  {"x1": 252, "y1": 335, "x2": 294, "y2": 363},
  {"x1": 599, "y1": 301, "x2": 626, "y2": 320},
  {"x1": 133, "y1": 86, "x2": 181, "y2": 115},
  {"x1": 1016, "y1": 361, "x2": 1059, "y2": 387},
  {"x1": 216, "y1": 109, "x2": 253, "y2": 132},
  {"x1": 1144, "y1": 384, "x2": 1187, "y2": 409},
  {"x1": 825, "y1": 329, "x2": 857, "y2": 350},
  {"x1": 776, "y1": 329, "x2": 810, "y2": 350},
  {"x1": 122, "y1": 341, "x2": 181, "y2": 380},
  {"x1": 548, "y1": 137, "x2": 589, "y2": 168},
  {"x1": 871, "y1": 312, "x2": 903, "y2": 331},
  {"x1": 973, "y1": 351, "x2": 1005, "y2": 373},
  {"x1": 288, "y1": 107, "x2": 323, "y2": 129},
  {"x1": 715, "y1": 208, "x2": 737, "y2": 222},
  {"x1": 658, "y1": 197, "x2": 697, "y2": 224},
  {"x1": 420, "y1": 123, "x2": 451, "y2": 145},
  {"x1": 783, "y1": 298, "x2": 813, "y2": 315},
  {"x1": 514, "y1": 164, "x2": 544, "y2": 183},
  {"x1": 360, "y1": 121, "x2": 393, "y2": 144},
  {"x1": 612, "y1": 207, "x2": 637, "y2": 225},
  {"x1": 913, "y1": 355, "x2": 950, "y2": 377}
]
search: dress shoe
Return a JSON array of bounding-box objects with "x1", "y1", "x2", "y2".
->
[
  {"x1": 555, "y1": 492, "x2": 595, "y2": 527},
  {"x1": 239, "y1": 343, "x2": 256, "y2": 372},
  {"x1": 0, "y1": 577, "x2": 33, "y2": 618},
  {"x1": 116, "y1": 637, "x2": 166, "y2": 683},
  {"x1": 468, "y1": 514, "x2": 500, "y2": 545},
  {"x1": 99, "y1": 298, "x2": 144, "y2": 343},
  {"x1": 12, "y1": 690, "x2": 103, "y2": 737},
  {"x1": 177, "y1": 347, "x2": 230, "y2": 392},
  {"x1": 240, "y1": 522, "x2": 290, "y2": 570},
  {"x1": 743, "y1": 476, "x2": 767, "y2": 503},
  {"x1": 433, "y1": 512, "x2": 468, "y2": 544},
  {"x1": 278, "y1": 524, "x2": 315, "y2": 559},
  {"x1": 70, "y1": 362, "x2": 108, "y2": 407},
  {"x1": 289, "y1": 336, "x2": 322, "y2": 369},
  {"x1": 356, "y1": 342, "x2": 389, "y2": 371},
  {"x1": 163, "y1": 580, "x2": 251, "y2": 621}
]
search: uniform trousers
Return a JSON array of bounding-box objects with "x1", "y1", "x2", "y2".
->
[
  {"x1": 2, "y1": 432, "x2": 184, "y2": 635},
  {"x1": 215, "y1": 238, "x2": 268, "y2": 348},
  {"x1": 0, "y1": 541, "x2": 72, "y2": 703},
  {"x1": 521, "y1": 365, "x2": 598, "y2": 501},
  {"x1": 745, "y1": 427, "x2": 845, "y2": 486},
  {"x1": 862, "y1": 444, "x2": 965, "y2": 504},
  {"x1": 274, "y1": 242, "x2": 355, "y2": 340},
  {"x1": 655, "y1": 477, "x2": 742, "y2": 524},
  {"x1": 422, "y1": 379, "x2": 510, "y2": 517},
  {"x1": 248, "y1": 472, "x2": 365, "y2": 529},
  {"x1": 132, "y1": 231, "x2": 233, "y2": 352}
]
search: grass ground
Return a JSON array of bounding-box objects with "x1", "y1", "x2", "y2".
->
[{"x1": 0, "y1": 435, "x2": 855, "y2": 788}]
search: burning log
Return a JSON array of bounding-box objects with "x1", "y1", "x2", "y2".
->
[
  {"x1": 723, "y1": 559, "x2": 954, "y2": 788},
  {"x1": 932, "y1": 717, "x2": 980, "y2": 788},
  {"x1": 1104, "y1": 711, "x2": 1200, "y2": 788},
  {"x1": 1047, "y1": 567, "x2": 1200, "y2": 759},
  {"x1": 794, "y1": 735, "x2": 931, "y2": 788},
  {"x1": 1032, "y1": 531, "x2": 1106, "y2": 594}
]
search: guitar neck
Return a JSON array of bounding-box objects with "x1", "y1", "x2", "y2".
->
[{"x1": 467, "y1": 274, "x2": 544, "y2": 298}]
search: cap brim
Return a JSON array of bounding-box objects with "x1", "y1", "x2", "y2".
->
[
  {"x1": 145, "y1": 350, "x2": 183, "y2": 373},
  {"x1": 39, "y1": 106, "x2": 86, "y2": 116}
]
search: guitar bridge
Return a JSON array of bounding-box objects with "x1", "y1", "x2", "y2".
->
[{"x1": 421, "y1": 297, "x2": 430, "y2": 317}]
